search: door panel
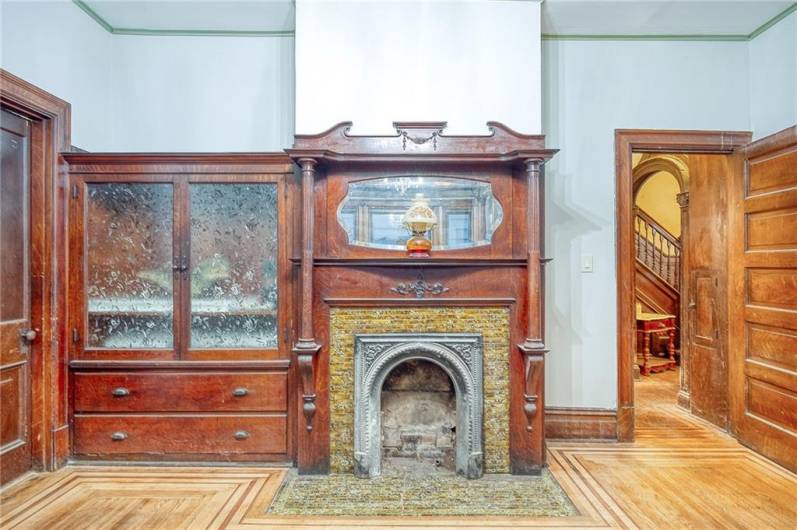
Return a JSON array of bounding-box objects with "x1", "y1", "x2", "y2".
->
[
  {"x1": 731, "y1": 126, "x2": 797, "y2": 473},
  {"x1": 184, "y1": 182, "x2": 281, "y2": 360},
  {"x1": 693, "y1": 274, "x2": 718, "y2": 343},
  {"x1": 684, "y1": 155, "x2": 732, "y2": 429},
  {"x1": 0, "y1": 109, "x2": 32, "y2": 485},
  {"x1": 0, "y1": 366, "x2": 24, "y2": 445},
  {"x1": 73, "y1": 180, "x2": 178, "y2": 360}
]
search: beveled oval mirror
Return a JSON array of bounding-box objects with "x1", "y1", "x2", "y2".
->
[{"x1": 337, "y1": 176, "x2": 503, "y2": 250}]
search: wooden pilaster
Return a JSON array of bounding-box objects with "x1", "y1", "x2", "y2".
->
[
  {"x1": 517, "y1": 158, "x2": 548, "y2": 473},
  {"x1": 294, "y1": 157, "x2": 323, "y2": 473}
]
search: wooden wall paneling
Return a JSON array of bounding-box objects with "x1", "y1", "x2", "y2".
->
[
  {"x1": 1, "y1": 69, "x2": 71, "y2": 471},
  {"x1": 615, "y1": 130, "x2": 751, "y2": 441},
  {"x1": 729, "y1": 125, "x2": 797, "y2": 472}
]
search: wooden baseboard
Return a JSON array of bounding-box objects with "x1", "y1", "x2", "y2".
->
[
  {"x1": 545, "y1": 407, "x2": 618, "y2": 440},
  {"x1": 677, "y1": 389, "x2": 690, "y2": 410},
  {"x1": 52, "y1": 424, "x2": 70, "y2": 471}
]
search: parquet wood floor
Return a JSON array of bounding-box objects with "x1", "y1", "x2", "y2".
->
[{"x1": 2, "y1": 371, "x2": 795, "y2": 529}]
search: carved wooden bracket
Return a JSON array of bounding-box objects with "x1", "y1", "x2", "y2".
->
[
  {"x1": 294, "y1": 340, "x2": 321, "y2": 431},
  {"x1": 518, "y1": 341, "x2": 547, "y2": 432}
]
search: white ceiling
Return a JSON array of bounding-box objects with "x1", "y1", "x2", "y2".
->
[
  {"x1": 85, "y1": 0, "x2": 295, "y2": 33},
  {"x1": 542, "y1": 0, "x2": 794, "y2": 36},
  {"x1": 82, "y1": 0, "x2": 795, "y2": 36}
]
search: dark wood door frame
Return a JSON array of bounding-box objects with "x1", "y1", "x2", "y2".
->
[
  {"x1": 1, "y1": 69, "x2": 71, "y2": 470},
  {"x1": 615, "y1": 129, "x2": 750, "y2": 441}
]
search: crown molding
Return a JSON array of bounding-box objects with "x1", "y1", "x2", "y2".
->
[
  {"x1": 748, "y1": 2, "x2": 797, "y2": 39},
  {"x1": 72, "y1": 0, "x2": 294, "y2": 37},
  {"x1": 543, "y1": 2, "x2": 796, "y2": 42},
  {"x1": 542, "y1": 34, "x2": 748, "y2": 42},
  {"x1": 73, "y1": 0, "x2": 794, "y2": 41}
]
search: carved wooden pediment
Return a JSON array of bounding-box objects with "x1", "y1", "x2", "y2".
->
[{"x1": 288, "y1": 121, "x2": 557, "y2": 162}]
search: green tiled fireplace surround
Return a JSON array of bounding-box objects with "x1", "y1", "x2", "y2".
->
[{"x1": 329, "y1": 307, "x2": 511, "y2": 473}]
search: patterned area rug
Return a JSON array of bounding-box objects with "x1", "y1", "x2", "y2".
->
[{"x1": 267, "y1": 471, "x2": 577, "y2": 517}]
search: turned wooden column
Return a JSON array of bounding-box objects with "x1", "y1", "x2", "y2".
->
[
  {"x1": 676, "y1": 190, "x2": 690, "y2": 410},
  {"x1": 517, "y1": 158, "x2": 547, "y2": 473},
  {"x1": 294, "y1": 157, "x2": 322, "y2": 473}
]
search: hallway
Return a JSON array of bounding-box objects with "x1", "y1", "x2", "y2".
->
[{"x1": 1, "y1": 373, "x2": 795, "y2": 529}]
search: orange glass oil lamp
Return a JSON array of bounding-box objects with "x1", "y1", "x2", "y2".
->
[{"x1": 402, "y1": 194, "x2": 437, "y2": 257}]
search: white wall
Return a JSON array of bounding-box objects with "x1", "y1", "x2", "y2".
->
[
  {"x1": 0, "y1": 1, "x2": 293, "y2": 151},
  {"x1": 0, "y1": 0, "x2": 113, "y2": 151},
  {"x1": 749, "y1": 10, "x2": 797, "y2": 139},
  {"x1": 111, "y1": 35, "x2": 293, "y2": 151},
  {"x1": 295, "y1": 0, "x2": 542, "y2": 135},
  {"x1": 542, "y1": 40, "x2": 750, "y2": 409}
]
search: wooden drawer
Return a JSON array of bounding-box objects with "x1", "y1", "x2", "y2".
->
[
  {"x1": 73, "y1": 372, "x2": 287, "y2": 412},
  {"x1": 73, "y1": 414, "x2": 287, "y2": 456}
]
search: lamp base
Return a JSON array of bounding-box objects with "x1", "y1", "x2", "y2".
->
[{"x1": 406, "y1": 233, "x2": 432, "y2": 257}]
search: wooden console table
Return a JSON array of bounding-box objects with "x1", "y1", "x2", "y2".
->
[{"x1": 636, "y1": 313, "x2": 676, "y2": 376}]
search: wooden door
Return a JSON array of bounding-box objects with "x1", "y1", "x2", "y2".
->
[
  {"x1": 729, "y1": 126, "x2": 797, "y2": 472},
  {"x1": 0, "y1": 109, "x2": 33, "y2": 485},
  {"x1": 684, "y1": 154, "x2": 731, "y2": 429}
]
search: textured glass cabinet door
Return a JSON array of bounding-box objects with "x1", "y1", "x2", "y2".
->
[
  {"x1": 189, "y1": 183, "x2": 278, "y2": 350},
  {"x1": 85, "y1": 183, "x2": 174, "y2": 349}
]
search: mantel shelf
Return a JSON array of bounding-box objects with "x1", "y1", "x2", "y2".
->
[{"x1": 290, "y1": 257, "x2": 528, "y2": 267}]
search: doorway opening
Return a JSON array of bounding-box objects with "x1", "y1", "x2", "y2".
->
[
  {"x1": 631, "y1": 153, "x2": 686, "y2": 418},
  {"x1": 615, "y1": 130, "x2": 751, "y2": 441}
]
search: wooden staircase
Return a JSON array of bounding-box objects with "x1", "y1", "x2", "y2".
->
[
  {"x1": 635, "y1": 208, "x2": 680, "y2": 292},
  {"x1": 634, "y1": 208, "x2": 681, "y2": 350}
]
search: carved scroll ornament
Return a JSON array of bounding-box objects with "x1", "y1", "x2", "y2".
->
[{"x1": 390, "y1": 273, "x2": 449, "y2": 298}]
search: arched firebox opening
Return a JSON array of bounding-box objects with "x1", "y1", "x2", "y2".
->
[
  {"x1": 380, "y1": 359, "x2": 456, "y2": 474},
  {"x1": 353, "y1": 333, "x2": 483, "y2": 479}
]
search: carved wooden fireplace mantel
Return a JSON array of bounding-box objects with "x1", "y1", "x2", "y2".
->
[{"x1": 286, "y1": 121, "x2": 557, "y2": 475}]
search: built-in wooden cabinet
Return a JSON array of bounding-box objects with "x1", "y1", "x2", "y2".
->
[{"x1": 65, "y1": 154, "x2": 295, "y2": 462}]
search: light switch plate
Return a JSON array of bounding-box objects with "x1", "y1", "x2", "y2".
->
[{"x1": 581, "y1": 254, "x2": 594, "y2": 273}]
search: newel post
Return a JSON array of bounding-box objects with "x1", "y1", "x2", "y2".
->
[
  {"x1": 294, "y1": 157, "x2": 322, "y2": 472},
  {"x1": 517, "y1": 158, "x2": 548, "y2": 472}
]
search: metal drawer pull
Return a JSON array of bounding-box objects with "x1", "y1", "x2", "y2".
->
[
  {"x1": 232, "y1": 387, "x2": 249, "y2": 397},
  {"x1": 111, "y1": 387, "x2": 130, "y2": 397},
  {"x1": 111, "y1": 431, "x2": 128, "y2": 441},
  {"x1": 234, "y1": 430, "x2": 250, "y2": 440}
]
